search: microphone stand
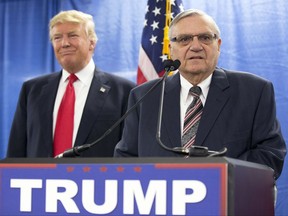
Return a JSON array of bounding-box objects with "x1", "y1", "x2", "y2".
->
[
  {"x1": 155, "y1": 63, "x2": 227, "y2": 157},
  {"x1": 155, "y1": 65, "x2": 191, "y2": 155},
  {"x1": 55, "y1": 68, "x2": 168, "y2": 158},
  {"x1": 155, "y1": 68, "x2": 175, "y2": 152}
]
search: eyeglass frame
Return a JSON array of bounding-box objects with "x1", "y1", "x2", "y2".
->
[{"x1": 170, "y1": 33, "x2": 218, "y2": 46}]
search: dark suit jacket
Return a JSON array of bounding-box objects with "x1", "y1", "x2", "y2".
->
[
  {"x1": 7, "y1": 68, "x2": 135, "y2": 157},
  {"x1": 114, "y1": 68, "x2": 286, "y2": 179}
]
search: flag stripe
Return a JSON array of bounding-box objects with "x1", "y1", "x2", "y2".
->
[
  {"x1": 137, "y1": 0, "x2": 184, "y2": 85},
  {"x1": 137, "y1": 46, "x2": 159, "y2": 83}
]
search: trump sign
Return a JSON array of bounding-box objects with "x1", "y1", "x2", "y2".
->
[{"x1": 0, "y1": 158, "x2": 228, "y2": 215}]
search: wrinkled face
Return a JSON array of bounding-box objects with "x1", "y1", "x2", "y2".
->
[
  {"x1": 51, "y1": 22, "x2": 95, "y2": 73},
  {"x1": 169, "y1": 15, "x2": 221, "y2": 81}
]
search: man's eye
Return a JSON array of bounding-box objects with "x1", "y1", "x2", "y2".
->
[
  {"x1": 199, "y1": 34, "x2": 212, "y2": 41},
  {"x1": 69, "y1": 34, "x2": 78, "y2": 38},
  {"x1": 179, "y1": 36, "x2": 191, "y2": 42},
  {"x1": 53, "y1": 36, "x2": 61, "y2": 41}
]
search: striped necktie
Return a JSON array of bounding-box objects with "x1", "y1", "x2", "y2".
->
[
  {"x1": 182, "y1": 86, "x2": 203, "y2": 148},
  {"x1": 53, "y1": 74, "x2": 78, "y2": 156}
]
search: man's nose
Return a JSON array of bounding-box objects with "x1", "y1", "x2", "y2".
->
[
  {"x1": 189, "y1": 36, "x2": 203, "y2": 51},
  {"x1": 61, "y1": 36, "x2": 70, "y2": 47}
]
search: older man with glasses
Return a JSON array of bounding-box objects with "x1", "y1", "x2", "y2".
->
[{"x1": 114, "y1": 9, "x2": 286, "y2": 181}]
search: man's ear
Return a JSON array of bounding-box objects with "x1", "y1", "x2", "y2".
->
[
  {"x1": 169, "y1": 43, "x2": 175, "y2": 58},
  {"x1": 90, "y1": 41, "x2": 96, "y2": 50}
]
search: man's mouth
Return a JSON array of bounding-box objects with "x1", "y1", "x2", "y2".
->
[
  {"x1": 60, "y1": 51, "x2": 75, "y2": 56},
  {"x1": 188, "y1": 56, "x2": 203, "y2": 60}
]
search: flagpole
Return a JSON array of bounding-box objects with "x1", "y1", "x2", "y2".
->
[
  {"x1": 137, "y1": 0, "x2": 183, "y2": 84},
  {"x1": 162, "y1": 0, "x2": 171, "y2": 59}
]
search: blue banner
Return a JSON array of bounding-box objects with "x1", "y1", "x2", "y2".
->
[{"x1": 0, "y1": 162, "x2": 227, "y2": 215}]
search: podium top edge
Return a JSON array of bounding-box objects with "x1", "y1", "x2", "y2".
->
[
  {"x1": 1, "y1": 157, "x2": 231, "y2": 164},
  {"x1": 0, "y1": 157, "x2": 274, "y2": 173}
]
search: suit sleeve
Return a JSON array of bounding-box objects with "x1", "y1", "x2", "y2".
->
[
  {"x1": 238, "y1": 81, "x2": 286, "y2": 179},
  {"x1": 6, "y1": 84, "x2": 28, "y2": 157}
]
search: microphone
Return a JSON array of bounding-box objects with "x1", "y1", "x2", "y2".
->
[
  {"x1": 163, "y1": 59, "x2": 180, "y2": 71},
  {"x1": 55, "y1": 59, "x2": 180, "y2": 158},
  {"x1": 155, "y1": 60, "x2": 227, "y2": 157}
]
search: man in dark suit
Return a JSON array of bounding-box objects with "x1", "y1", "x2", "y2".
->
[
  {"x1": 7, "y1": 10, "x2": 135, "y2": 158},
  {"x1": 114, "y1": 9, "x2": 286, "y2": 179}
]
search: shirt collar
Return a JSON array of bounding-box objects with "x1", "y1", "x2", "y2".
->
[
  {"x1": 180, "y1": 73, "x2": 212, "y2": 100},
  {"x1": 62, "y1": 59, "x2": 95, "y2": 85}
]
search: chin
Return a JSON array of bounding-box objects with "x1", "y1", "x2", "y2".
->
[
  {"x1": 60, "y1": 58, "x2": 74, "y2": 66},
  {"x1": 186, "y1": 65, "x2": 205, "y2": 73}
]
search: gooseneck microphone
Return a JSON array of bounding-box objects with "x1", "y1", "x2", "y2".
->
[
  {"x1": 55, "y1": 59, "x2": 180, "y2": 158},
  {"x1": 155, "y1": 60, "x2": 227, "y2": 157}
]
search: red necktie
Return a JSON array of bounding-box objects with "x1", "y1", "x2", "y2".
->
[{"x1": 53, "y1": 74, "x2": 78, "y2": 156}]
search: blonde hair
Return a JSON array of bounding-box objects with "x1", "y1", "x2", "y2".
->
[{"x1": 49, "y1": 10, "x2": 98, "y2": 43}]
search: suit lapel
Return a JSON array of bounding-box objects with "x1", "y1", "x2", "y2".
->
[
  {"x1": 75, "y1": 70, "x2": 111, "y2": 146},
  {"x1": 38, "y1": 72, "x2": 61, "y2": 151},
  {"x1": 195, "y1": 68, "x2": 230, "y2": 146},
  {"x1": 162, "y1": 73, "x2": 182, "y2": 148}
]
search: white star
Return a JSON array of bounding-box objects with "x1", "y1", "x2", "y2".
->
[
  {"x1": 144, "y1": 19, "x2": 148, "y2": 27},
  {"x1": 150, "y1": 21, "x2": 159, "y2": 30},
  {"x1": 152, "y1": 7, "x2": 161, "y2": 16},
  {"x1": 179, "y1": 4, "x2": 185, "y2": 12},
  {"x1": 171, "y1": 0, "x2": 176, "y2": 6},
  {"x1": 149, "y1": 35, "x2": 158, "y2": 45},
  {"x1": 145, "y1": 5, "x2": 149, "y2": 13},
  {"x1": 160, "y1": 54, "x2": 168, "y2": 62}
]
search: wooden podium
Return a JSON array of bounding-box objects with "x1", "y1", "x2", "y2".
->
[{"x1": 0, "y1": 157, "x2": 274, "y2": 215}]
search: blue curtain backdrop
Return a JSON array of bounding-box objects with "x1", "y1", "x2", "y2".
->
[{"x1": 0, "y1": 0, "x2": 287, "y2": 214}]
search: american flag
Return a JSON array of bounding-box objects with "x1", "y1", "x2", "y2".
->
[{"x1": 137, "y1": 0, "x2": 184, "y2": 84}]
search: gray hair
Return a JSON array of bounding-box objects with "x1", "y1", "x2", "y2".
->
[
  {"x1": 169, "y1": 9, "x2": 221, "y2": 38},
  {"x1": 49, "y1": 10, "x2": 98, "y2": 43}
]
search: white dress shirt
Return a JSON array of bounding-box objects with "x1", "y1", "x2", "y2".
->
[
  {"x1": 179, "y1": 73, "x2": 212, "y2": 135},
  {"x1": 53, "y1": 59, "x2": 95, "y2": 146}
]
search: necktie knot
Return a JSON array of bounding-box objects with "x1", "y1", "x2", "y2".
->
[
  {"x1": 189, "y1": 86, "x2": 201, "y2": 97},
  {"x1": 69, "y1": 74, "x2": 78, "y2": 84}
]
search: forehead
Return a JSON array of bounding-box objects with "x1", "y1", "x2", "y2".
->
[
  {"x1": 171, "y1": 15, "x2": 215, "y2": 36},
  {"x1": 51, "y1": 22, "x2": 83, "y2": 34}
]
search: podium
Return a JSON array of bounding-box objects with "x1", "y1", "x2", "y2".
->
[{"x1": 0, "y1": 157, "x2": 274, "y2": 215}]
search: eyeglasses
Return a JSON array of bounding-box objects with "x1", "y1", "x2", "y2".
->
[{"x1": 170, "y1": 33, "x2": 218, "y2": 46}]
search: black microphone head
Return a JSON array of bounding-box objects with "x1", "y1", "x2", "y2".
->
[
  {"x1": 163, "y1": 59, "x2": 181, "y2": 71},
  {"x1": 163, "y1": 59, "x2": 174, "y2": 71},
  {"x1": 172, "y1": 59, "x2": 181, "y2": 70}
]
